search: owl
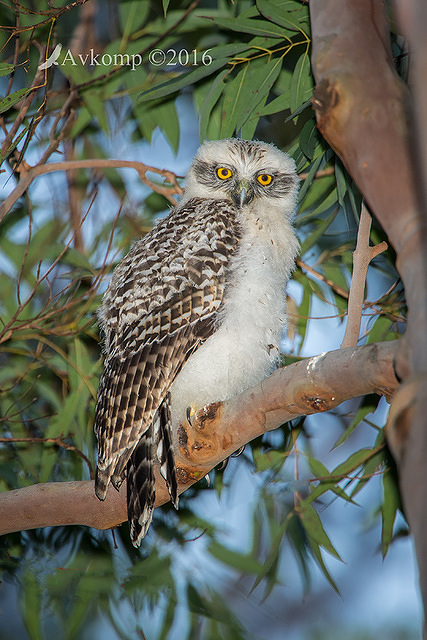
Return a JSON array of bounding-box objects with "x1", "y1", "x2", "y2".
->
[{"x1": 94, "y1": 138, "x2": 300, "y2": 546}]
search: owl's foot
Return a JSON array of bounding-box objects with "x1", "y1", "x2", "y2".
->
[
  {"x1": 186, "y1": 405, "x2": 193, "y2": 426},
  {"x1": 218, "y1": 445, "x2": 246, "y2": 470},
  {"x1": 231, "y1": 445, "x2": 246, "y2": 458}
]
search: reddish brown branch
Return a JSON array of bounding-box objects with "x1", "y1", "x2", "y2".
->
[
  {"x1": 0, "y1": 436, "x2": 94, "y2": 478},
  {"x1": 0, "y1": 481, "x2": 127, "y2": 534},
  {"x1": 0, "y1": 340, "x2": 399, "y2": 536},
  {"x1": 0, "y1": 158, "x2": 183, "y2": 222},
  {"x1": 4, "y1": 0, "x2": 90, "y2": 32},
  {"x1": 297, "y1": 257, "x2": 349, "y2": 300}
]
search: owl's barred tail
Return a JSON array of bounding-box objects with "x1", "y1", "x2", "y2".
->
[
  {"x1": 127, "y1": 425, "x2": 156, "y2": 546},
  {"x1": 94, "y1": 468, "x2": 109, "y2": 501},
  {"x1": 157, "y1": 394, "x2": 179, "y2": 510}
]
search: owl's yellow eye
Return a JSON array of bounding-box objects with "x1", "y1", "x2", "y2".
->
[
  {"x1": 216, "y1": 167, "x2": 232, "y2": 180},
  {"x1": 257, "y1": 173, "x2": 273, "y2": 186}
]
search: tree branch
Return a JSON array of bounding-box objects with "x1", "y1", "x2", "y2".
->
[
  {"x1": 0, "y1": 436, "x2": 94, "y2": 478},
  {"x1": 0, "y1": 341, "x2": 399, "y2": 536},
  {"x1": 341, "y1": 204, "x2": 387, "y2": 348},
  {"x1": 296, "y1": 257, "x2": 349, "y2": 300},
  {"x1": 0, "y1": 61, "x2": 46, "y2": 160},
  {"x1": 0, "y1": 159, "x2": 183, "y2": 222}
]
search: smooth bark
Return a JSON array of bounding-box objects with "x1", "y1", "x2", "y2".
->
[
  {"x1": 0, "y1": 341, "x2": 398, "y2": 536},
  {"x1": 310, "y1": 1, "x2": 427, "y2": 633}
]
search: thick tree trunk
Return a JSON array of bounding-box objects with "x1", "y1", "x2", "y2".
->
[{"x1": 310, "y1": 1, "x2": 427, "y2": 633}]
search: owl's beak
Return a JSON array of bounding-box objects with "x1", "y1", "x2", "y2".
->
[{"x1": 231, "y1": 180, "x2": 254, "y2": 208}]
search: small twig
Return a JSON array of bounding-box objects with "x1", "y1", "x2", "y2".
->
[
  {"x1": 0, "y1": 58, "x2": 46, "y2": 160},
  {"x1": 0, "y1": 435, "x2": 94, "y2": 478},
  {"x1": 183, "y1": 528, "x2": 208, "y2": 543},
  {"x1": 36, "y1": 91, "x2": 78, "y2": 166},
  {"x1": 5, "y1": 6, "x2": 20, "y2": 97},
  {"x1": 4, "y1": 0, "x2": 89, "y2": 31},
  {"x1": 297, "y1": 257, "x2": 349, "y2": 299},
  {"x1": 0, "y1": 191, "x2": 97, "y2": 344},
  {"x1": 71, "y1": 0, "x2": 202, "y2": 93},
  {"x1": 16, "y1": 193, "x2": 33, "y2": 307},
  {"x1": 298, "y1": 166, "x2": 335, "y2": 181},
  {"x1": 0, "y1": 197, "x2": 122, "y2": 344},
  {"x1": 341, "y1": 204, "x2": 388, "y2": 348},
  {"x1": 64, "y1": 140, "x2": 84, "y2": 252},
  {"x1": 0, "y1": 158, "x2": 183, "y2": 221}
]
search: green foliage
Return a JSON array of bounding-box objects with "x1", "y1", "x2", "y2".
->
[{"x1": 0, "y1": 0, "x2": 409, "y2": 638}]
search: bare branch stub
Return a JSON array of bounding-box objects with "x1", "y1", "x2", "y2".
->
[
  {"x1": 310, "y1": 0, "x2": 422, "y2": 375},
  {"x1": 341, "y1": 204, "x2": 387, "y2": 349}
]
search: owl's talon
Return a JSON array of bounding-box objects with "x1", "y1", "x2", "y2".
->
[
  {"x1": 231, "y1": 445, "x2": 245, "y2": 458},
  {"x1": 186, "y1": 406, "x2": 192, "y2": 426},
  {"x1": 218, "y1": 446, "x2": 245, "y2": 471}
]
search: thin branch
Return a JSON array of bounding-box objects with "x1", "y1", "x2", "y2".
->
[
  {"x1": 0, "y1": 340, "x2": 399, "y2": 536},
  {"x1": 71, "y1": 0, "x2": 203, "y2": 93},
  {"x1": 37, "y1": 91, "x2": 78, "y2": 166},
  {"x1": 0, "y1": 196, "x2": 123, "y2": 344},
  {"x1": 341, "y1": 204, "x2": 388, "y2": 348},
  {"x1": 298, "y1": 166, "x2": 335, "y2": 181},
  {"x1": 5, "y1": 5, "x2": 20, "y2": 97},
  {"x1": 0, "y1": 158, "x2": 183, "y2": 221},
  {"x1": 0, "y1": 435, "x2": 94, "y2": 478},
  {"x1": 297, "y1": 257, "x2": 349, "y2": 299},
  {"x1": 0, "y1": 59, "x2": 46, "y2": 160},
  {"x1": 64, "y1": 140, "x2": 84, "y2": 252},
  {"x1": 0, "y1": 191, "x2": 97, "y2": 344},
  {"x1": 5, "y1": 0, "x2": 89, "y2": 31}
]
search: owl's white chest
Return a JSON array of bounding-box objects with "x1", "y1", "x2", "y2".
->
[{"x1": 169, "y1": 211, "x2": 298, "y2": 426}]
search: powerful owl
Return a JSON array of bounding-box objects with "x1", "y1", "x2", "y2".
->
[{"x1": 94, "y1": 138, "x2": 299, "y2": 546}]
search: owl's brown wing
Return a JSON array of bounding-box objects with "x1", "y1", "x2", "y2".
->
[
  {"x1": 94, "y1": 198, "x2": 241, "y2": 544},
  {"x1": 94, "y1": 284, "x2": 221, "y2": 498}
]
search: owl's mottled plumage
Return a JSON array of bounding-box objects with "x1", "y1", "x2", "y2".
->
[{"x1": 94, "y1": 139, "x2": 299, "y2": 546}]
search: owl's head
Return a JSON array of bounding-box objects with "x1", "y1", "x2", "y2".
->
[{"x1": 182, "y1": 138, "x2": 299, "y2": 217}]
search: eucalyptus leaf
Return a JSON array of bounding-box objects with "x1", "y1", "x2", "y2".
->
[
  {"x1": 138, "y1": 58, "x2": 229, "y2": 102},
  {"x1": 199, "y1": 68, "x2": 230, "y2": 140},
  {"x1": 381, "y1": 466, "x2": 401, "y2": 557},
  {"x1": 0, "y1": 63, "x2": 16, "y2": 77},
  {"x1": 290, "y1": 53, "x2": 314, "y2": 114},
  {"x1": 0, "y1": 87, "x2": 31, "y2": 114},
  {"x1": 257, "y1": 0, "x2": 309, "y2": 32},
  {"x1": 298, "y1": 503, "x2": 342, "y2": 561},
  {"x1": 220, "y1": 65, "x2": 250, "y2": 138},
  {"x1": 208, "y1": 541, "x2": 264, "y2": 574},
  {"x1": 235, "y1": 56, "x2": 283, "y2": 130},
  {"x1": 162, "y1": 0, "x2": 171, "y2": 16},
  {"x1": 209, "y1": 16, "x2": 287, "y2": 38}
]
